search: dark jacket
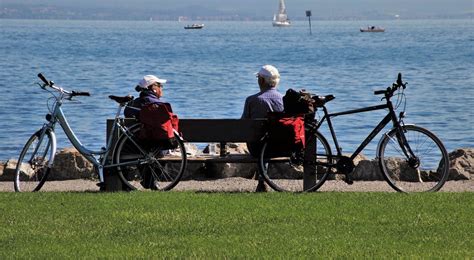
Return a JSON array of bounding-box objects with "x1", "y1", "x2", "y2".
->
[{"x1": 124, "y1": 90, "x2": 166, "y2": 118}]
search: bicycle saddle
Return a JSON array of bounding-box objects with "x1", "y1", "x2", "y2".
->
[
  {"x1": 109, "y1": 95, "x2": 134, "y2": 104},
  {"x1": 312, "y1": 95, "x2": 335, "y2": 107}
]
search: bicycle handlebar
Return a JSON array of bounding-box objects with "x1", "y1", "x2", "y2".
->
[
  {"x1": 37, "y1": 73, "x2": 90, "y2": 97},
  {"x1": 135, "y1": 85, "x2": 147, "y2": 92},
  {"x1": 374, "y1": 73, "x2": 407, "y2": 97},
  {"x1": 71, "y1": 91, "x2": 91, "y2": 97},
  {"x1": 38, "y1": 73, "x2": 51, "y2": 86}
]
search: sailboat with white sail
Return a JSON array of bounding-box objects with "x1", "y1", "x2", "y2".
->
[{"x1": 272, "y1": 0, "x2": 291, "y2": 27}]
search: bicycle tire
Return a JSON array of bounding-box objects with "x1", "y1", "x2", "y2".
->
[
  {"x1": 113, "y1": 125, "x2": 187, "y2": 191},
  {"x1": 259, "y1": 131, "x2": 332, "y2": 192},
  {"x1": 14, "y1": 130, "x2": 54, "y2": 192},
  {"x1": 377, "y1": 125, "x2": 449, "y2": 192}
]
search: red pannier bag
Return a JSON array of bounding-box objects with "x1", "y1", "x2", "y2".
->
[
  {"x1": 266, "y1": 112, "x2": 305, "y2": 157},
  {"x1": 138, "y1": 102, "x2": 180, "y2": 149}
]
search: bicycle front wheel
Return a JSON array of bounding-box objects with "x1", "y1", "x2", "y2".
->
[
  {"x1": 378, "y1": 125, "x2": 449, "y2": 192},
  {"x1": 14, "y1": 130, "x2": 54, "y2": 192},
  {"x1": 259, "y1": 131, "x2": 332, "y2": 192},
  {"x1": 114, "y1": 126, "x2": 187, "y2": 191}
]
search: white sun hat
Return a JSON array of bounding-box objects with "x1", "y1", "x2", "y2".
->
[
  {"x1": 255, "y1": 65, "x2": 280, "y2": 80},
  {"x1": 138, "y1": 75, "x2": 167, "y2": 88}
]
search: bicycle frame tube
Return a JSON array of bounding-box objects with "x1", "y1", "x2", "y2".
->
[
  {"x1": 49, "y1": 96, "x2": 139, "y2": 170},
  {"x1": 52, "y1": 108, "x2": 98, "y2": 163},
  {"x1": 317, "y1": 102, "x2": 400, "y2": 159},
  {"x1": 47, "y1": 96, "x2": 121, "y2": 167},
  {"x1": 103, "y1": 121, "x2": 149, "y2": 169},
  {"x1": 350, "y1": 113, "x2": 392, "y2": 160},
  {"x1": 100, "y1": 105, "x2": 127, "y2": 166}
]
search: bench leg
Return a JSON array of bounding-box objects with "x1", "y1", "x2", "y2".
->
[
  {"x1": 104, "y1": 168, "x2": 125, "y2": 192},
  {"x1": 303, "y1": 133, "x2": 317, "y2": 191}
]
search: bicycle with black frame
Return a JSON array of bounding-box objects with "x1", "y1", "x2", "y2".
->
[{"x1": 259, "y1": 73, "x2": 450, "y2": 193}]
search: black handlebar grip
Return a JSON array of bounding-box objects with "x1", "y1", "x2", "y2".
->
[
  {"x1": 397, "y1": 73, "x2": 403, "y2": 86},
  {"x1": 72, "y1": 91, "x2": 91, "y2": 96},
  {"x1": 374, "y1": 90, "x2": 386, "y2": 95},
  {"x1": 135, "y1": 85, "x2": 147, "y2": 92},
  {"x1": 38, "y1": 73, "x2": 50, "y2": 85}
]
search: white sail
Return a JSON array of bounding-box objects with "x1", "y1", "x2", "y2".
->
[
  {"x1": 278, "y1": 0, "x2": 286, "y2": 15},
  {"x1": 273, "y1": 0, "x2": 291, "y2": 27}
]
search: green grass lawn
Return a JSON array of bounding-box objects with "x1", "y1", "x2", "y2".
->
[{"x1": 0, "y1": 192, "x2": 472, "y2": 258}]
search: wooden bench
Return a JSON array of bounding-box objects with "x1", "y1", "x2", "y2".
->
[{"x1": 104, "y1": 118, "x2": 316, "y2": 191}]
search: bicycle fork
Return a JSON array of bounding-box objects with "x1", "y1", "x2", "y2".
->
[
  {"x1": 36, "y1": 126, "x2": 57, "y2": 169},
  {"x1": 383, "y1": 125, "x2": 423, "y2": 182}
]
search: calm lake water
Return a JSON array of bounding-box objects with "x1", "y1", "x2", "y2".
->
[{"x1": 0, "y1": 19, "x2": 472, "y2": 160}]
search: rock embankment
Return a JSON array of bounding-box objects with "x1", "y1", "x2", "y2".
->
[{"x1": 1, "y1": 146, "x2": 473, "y2": 181}]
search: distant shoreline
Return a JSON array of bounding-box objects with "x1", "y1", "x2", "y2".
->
[{"x1": 0, "y1": 17, "x2": 472, "y2": 22}]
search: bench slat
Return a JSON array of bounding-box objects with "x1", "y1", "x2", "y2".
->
[{"x1": 179, "y1": 119, "x2": 267, "y2": 142}]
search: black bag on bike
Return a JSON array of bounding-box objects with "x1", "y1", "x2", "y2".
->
[{"x1": 283, "y1": 88, "x2": 315, "y2": 114}]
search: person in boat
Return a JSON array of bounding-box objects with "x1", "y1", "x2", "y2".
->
[
  {"x1": 241, "y1": 65, "x2": 284, "y2": 192},
  {"x1": 124, "y1": 74, "x2": 168, "y2": 190}
]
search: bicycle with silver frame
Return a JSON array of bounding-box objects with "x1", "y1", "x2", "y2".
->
[{"x1": 13, "y1": 73, "x2": 187, "y2": 192}]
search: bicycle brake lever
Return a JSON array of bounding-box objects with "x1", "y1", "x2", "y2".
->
[{"x1": 36, "y1": 82, "x2": 46, "y2": 89}]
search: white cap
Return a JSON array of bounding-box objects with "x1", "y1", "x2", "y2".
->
[
  {"x1": 256, "y1": 65, "x2": 280, "y2": 80},
  {"x1": 138, "y1": 75, "x2": 167, "y2": 88}
]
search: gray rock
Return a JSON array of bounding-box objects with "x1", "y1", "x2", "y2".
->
[
  {"x1": 448, "y1": 148, "x2": 473, "y2": 180},
  {"x1": 331, "y1": 153, "x2": 369, "y2": 180},
  {"x1": 1, "y1": 147, "x2": 474, "y2": 182},
  {"x1": 1, "y1": 160, "x2": 17, "y2": 181},
  {"x1": 0, "y1": 162, "x2": 4, "y2": 180},
  {"x1": 184, "y1": 143, "x2": 199, "y2": 157},
  {"x1": 352, "y1": 160, "x2": 384, "y2": 181},
  {"x1": 49, "y1": 147, "x2": 95, "y2": 180},
  {"x1": 226, "y1": 143, "x2": 250, "y2": 154},
  {"x1": 200, "y1": 162, "x2": 257, "y2": 179},
  {"x1": 1, "y1": 159, "x2": 38, "y2": 181}
]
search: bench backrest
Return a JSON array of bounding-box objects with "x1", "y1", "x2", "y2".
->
[
  {"x1": 179, "y1": 119, "x2": 267, "y2": 143},
  {"x1": 106, "y1": 118, "x2": 267, "y2": 144}
]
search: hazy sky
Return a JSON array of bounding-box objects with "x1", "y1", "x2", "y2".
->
[{"x1": 3, "y1": 0, "x2": 472, "y2": 18}]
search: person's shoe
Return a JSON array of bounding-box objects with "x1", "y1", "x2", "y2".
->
[
  {"x1": 149, "y1": 182, "x2": 159, "y2": 190},
  {"x1": 140, "y1": 180, "x2": 149, "y2": 189},
  {"x1": 255, "y1": 181, "x2": 268, "y2": 192},
  {"x1": 141, "y1": 179, "x2": 159, "y2": 190},
  {"x1": 96, "y1": 182, "x2": 106, "y2": 192}
]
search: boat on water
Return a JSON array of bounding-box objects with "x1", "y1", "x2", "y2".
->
[
  {"x1": 272, "y1": 0, "x2": 291, "y2": 27},
  {"x1": 360, "y1": 26, "x2": 385, "y2": 32},
  {"x1": 184, "y1": 24, "x2": 204, "y2": 30}
]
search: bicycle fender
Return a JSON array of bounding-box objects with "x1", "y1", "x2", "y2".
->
[{"x1": 376, "y1": 124, "x2": 415, "y2": 158}]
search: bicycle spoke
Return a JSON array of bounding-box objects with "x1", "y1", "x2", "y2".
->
[
  {"x1": 115, "y1": 126, "x2": 186, "y2": 191},
  {"x1": 15, "y1": 130, "x2": 52, "y2": 192}
]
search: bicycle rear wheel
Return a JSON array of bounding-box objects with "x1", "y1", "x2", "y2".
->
[
  {"x1": 378, "y1": 125, "x2": 449, "y2": 192},
  {"x1": 114, "y1": 125, "x2": 187, "y2": 191},
  {"x1": 14, "y1": 130, "x2": 54, "y2": 192},
  {"x1": 259, "y1": 131, "x2": 332, "y2": 192}
]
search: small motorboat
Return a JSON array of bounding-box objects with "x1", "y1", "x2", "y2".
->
[
  {"x1": 360, "y1": 26, "x2": 385, "y2": 32},
  {"x1": 184, "y1": 24, "x2": 204, "y2": 30}
]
